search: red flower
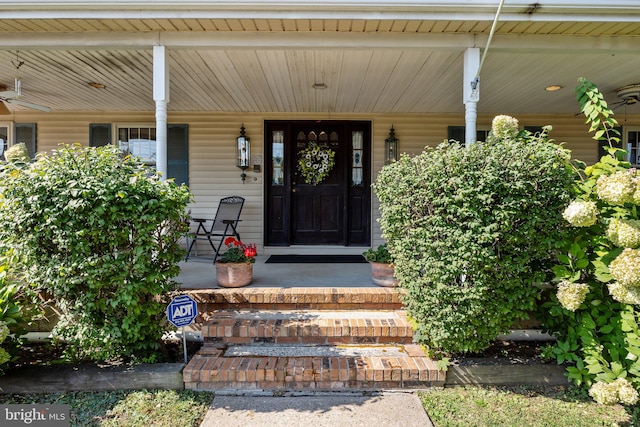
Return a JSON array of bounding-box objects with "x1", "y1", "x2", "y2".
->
[
  {"x1": 224, "y1": 237, "x2": 240, "y2": 246},
  {"x1": 243, "y1": 244, "x2": 257, "y2": 258}
]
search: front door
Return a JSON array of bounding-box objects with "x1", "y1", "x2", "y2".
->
[{"x1": 265, "y1": 120, "x2": 371, "y2": 247}]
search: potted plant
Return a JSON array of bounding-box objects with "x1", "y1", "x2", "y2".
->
[
  {"x1": 215, "y1": 237, "x2": 257, "y2": 288},
  {"x1": 362, "y1": 244, "x2": 398, "y2": 287}
]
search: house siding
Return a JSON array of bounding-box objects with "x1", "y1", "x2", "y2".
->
[{"x1": 10, "y1": 110, "x2": 640, "y2": 252}]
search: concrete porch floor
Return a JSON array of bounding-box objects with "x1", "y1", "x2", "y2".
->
[{"x1": 177, "y1": 256, "x2": 375, "y2": 289}]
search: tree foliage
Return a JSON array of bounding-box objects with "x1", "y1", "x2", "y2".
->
[
  {"x1": 0, "y1": 144, "x2": 191, "y2": 362},
  {"x1": 373, "y1": 117, "x2": 574, "y2": 355}
]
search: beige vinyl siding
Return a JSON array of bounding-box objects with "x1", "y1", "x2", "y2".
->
[{"x1": 9, "y1": 110, "x2": 640, "y2": 252}]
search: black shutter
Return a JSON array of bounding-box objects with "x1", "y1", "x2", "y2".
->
[
  {"x1": 14, "y1": 123, "x2": 36, "y2": 159},
  {"x1": 167, "y1": 124, "x2": 189, "y2": 186},
  {"x1": 89, "y1": 123, "x2": 112, "y2": 147},
  {"x1": 447, "y1": 126, "x2": 465, "y2": 144}
]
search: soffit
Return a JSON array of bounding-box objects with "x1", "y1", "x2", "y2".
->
[{"x1": 1, "y1": 19, "x2": 640, "y2": 37}]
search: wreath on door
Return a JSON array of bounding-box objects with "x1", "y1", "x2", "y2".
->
[{"x1": 297, "y1": 143, "x2": 336, "y2": 186}]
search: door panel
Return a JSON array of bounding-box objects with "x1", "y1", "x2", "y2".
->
[
  {"x1": 291, "y1": 123, "x2": 345, "y2": 244},
  {"x1": 265, "y1": 120, "x2": 371, "y2": 247}
]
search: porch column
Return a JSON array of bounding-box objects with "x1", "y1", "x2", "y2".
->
[
  {"x1": 153, "y1": 45, "x2": 170, "y2": 181},
  {"x1": 463, "y1": 47, "x2": 480, "y2": 148}
]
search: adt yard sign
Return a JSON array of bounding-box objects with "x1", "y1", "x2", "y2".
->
[{"x1": 167, "y1": 294, "x2": 197, "y2": 328}]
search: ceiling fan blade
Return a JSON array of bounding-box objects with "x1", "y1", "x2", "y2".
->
[
  {"x1": 0, "y1": 101, "x2": 10, "y2": 115},
  {"x1": 6, "y1": 98, "x2": 51, "y2": 113},
  {"x1": 0, "y1": 90, "x2": 18, "y2": 98}
]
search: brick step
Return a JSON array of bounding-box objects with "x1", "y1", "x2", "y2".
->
[
  {"x1": 185, "y1": 287, "x2": 405, "y2": 315},
  {"x1": 202, "y1": 310, "x2": 414, "y2": 345},
  {"x1": 184, "y1": 344, "x2": 445, "y2": 391}
]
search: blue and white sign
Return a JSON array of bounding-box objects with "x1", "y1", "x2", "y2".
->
[{"x1": 167, "y1": 294, "x2": 198, "y2": 328}]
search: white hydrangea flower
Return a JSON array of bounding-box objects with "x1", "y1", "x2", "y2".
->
[
  {"x1": 556, "y1": 280, "x2": 590, "y2": 311},
  {"x1": 607, "y1": 282, "x2": 640, "y2": 305},
  {"x1": 606, "y1": 218, "x2": 640, "y2": 248},
  {"x1": 0, "y1": 322, "x2": 8, "y2": 343},
  {"x1": 597, "y1": 171, "x2": 636, "y2": 205},
  {"x1": 633, "y1": 174, "x2": 640, "y2": 205},
  {"x1": 562, "y1": 200, "x2": 599, "y2": 227},
  {"x1": 490, "y1": 115, "x2": 520, "y2": 141},
  {"x1": 610, "y1": 248, "x2": 640, "y2": 288},
  {"x1": 613, "y1": 378, "x2": 640, "y2": 405},
  {"x1": 589, "y1": 381, "x2": 619, "y2": 405}
]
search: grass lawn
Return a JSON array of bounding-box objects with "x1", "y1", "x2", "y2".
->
[
  {"x1": 1, "y1": 389, "x2": 214, "y2": 427},
  {"x1": 1, "y1": 385, "x2": 638, "y2": 426},
  {"x1": 420, "y1": 385, "x2": 638, "y2": 427}
]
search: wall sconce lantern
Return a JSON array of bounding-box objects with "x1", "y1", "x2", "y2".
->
[
  {"x1": 385, "y1": 126, "x2": 399, "y2": 165},
  {"x1": 237, "y1": 124, "x2": 251, "y2": 183}
]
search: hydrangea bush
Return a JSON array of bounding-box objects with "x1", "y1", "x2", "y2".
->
[
  {"x1": 539, "y1": 78, "x2": 640, "y2": 406},
  {"x1": 374, "y1": 115, "x2": 574, "y2": 355}
]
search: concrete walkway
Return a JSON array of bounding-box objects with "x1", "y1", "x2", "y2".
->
[{"x1": 199, "y1": 392, "x2": 434, "y2": 427}]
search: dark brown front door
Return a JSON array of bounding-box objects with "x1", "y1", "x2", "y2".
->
[{"x1": 265, "y1": 120, "x2": 371, "y2": 247}]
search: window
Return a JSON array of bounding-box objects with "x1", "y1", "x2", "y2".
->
[
  {"x1": 352, "y1": 130, "x2": 364, "y2": 186},
  {"x1": 624, "y1": 127, "x2": 640, "y2": 166},
  {"x1": 118, "y1": 125, "x2": 157, "y2": 165},
  {"x1": 89, "y1": 123, "x2": 189, "y2": 186},
  {"x1": 271, "y1": 130, "x2": 284, "y2": 185}
]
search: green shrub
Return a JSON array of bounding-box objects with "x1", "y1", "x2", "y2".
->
[
  {"x1": 538, "y1": 78, "x2": 640, "y2": 406},
  {"x1": 373, "y1": 116, "x2": 574, "y2": 355},
  {"x1": 362, "y1": 244, "x2": 394, "y2": 264},
  {"x1": 0, "y1": 257, "x2": 36, "y2": 374},
  {"x1": 0, "y1": 144, "x2": 191, "y2": 362}
]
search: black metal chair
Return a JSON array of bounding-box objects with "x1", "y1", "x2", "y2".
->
[{"x1": 185, "y1": 196, "x2": 245, "y2": 263}]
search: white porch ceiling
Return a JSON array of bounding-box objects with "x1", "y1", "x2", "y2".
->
[{"x1": 0, "y1": 11, "x2": 638, "y2": 116}]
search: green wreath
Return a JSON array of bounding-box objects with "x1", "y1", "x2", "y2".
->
[{"x1": 297, "y1": 143, "x2": 336, "y2": 185}]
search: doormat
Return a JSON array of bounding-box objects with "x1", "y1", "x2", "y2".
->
[{"x1": 265, "y1": 254, "x2": 367, "y2": 264}]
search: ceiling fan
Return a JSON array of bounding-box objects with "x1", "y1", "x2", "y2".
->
[
  {"x1": 0, "y1": 80, "x2": 51, "y2": 115},
  {"x1": 611, "y1": 83, "x2": 640, "y2": 111}
]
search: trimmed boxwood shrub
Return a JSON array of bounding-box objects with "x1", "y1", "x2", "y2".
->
[
  {"x1": 0, "y1": 144, "x2": 191, "y2": 362},
  {"x1": 373, "y1": 117, "x2": 574, "y2": 355}
]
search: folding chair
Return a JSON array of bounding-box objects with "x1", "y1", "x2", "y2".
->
[{"x1": 185, "y1": 196, "x2": 245, "y2": 263}]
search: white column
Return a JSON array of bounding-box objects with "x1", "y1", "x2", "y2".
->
[
  {"x1": 153, "y1": 45, "x2": 170, "y2": 180},
  {"x1": 463, "y1": 47, "x2": 480, "y2": 148}
]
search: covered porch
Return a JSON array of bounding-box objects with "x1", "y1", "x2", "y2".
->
[{"x1": 177, "y1": 256, "x2": 375, "y2": 289}]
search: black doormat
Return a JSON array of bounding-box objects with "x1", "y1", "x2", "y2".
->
[{"x1": 265, "y1": 254, "x2": 367, "y2": 264}]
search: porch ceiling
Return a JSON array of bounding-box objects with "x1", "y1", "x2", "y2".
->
[{"x1": 0, "y1": 11, "x2": 639, "y2": 116}]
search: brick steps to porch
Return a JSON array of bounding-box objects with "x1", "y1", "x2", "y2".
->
[
  {"x1": 183, "y1": 287, "x2": 445, "y2": 391},
  {"x1": 201, "y1": 310, "x2": 414, "y2": 345}
]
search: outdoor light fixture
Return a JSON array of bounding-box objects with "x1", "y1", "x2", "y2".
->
[
  {"x1": 237, "y1": 124, "x2": 251, "y2": 183},
  {"x1": 385, "y1": 126, "x2": 399, "y2": 165}
]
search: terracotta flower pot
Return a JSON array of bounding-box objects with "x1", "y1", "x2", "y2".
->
[
  {"x1": 215, "y1": 262, "x2": 253, "y2": 288},
  {"x1": 370, "y1": 261, "x2": 399, "y2": 287}
]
